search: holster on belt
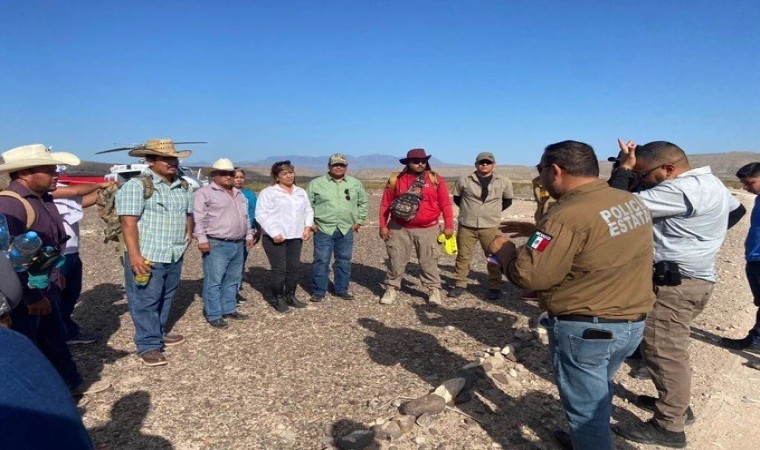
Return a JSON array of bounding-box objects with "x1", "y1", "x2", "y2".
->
[{"x1": 653, "y1": 260, "x2": 682, "y2": 286}]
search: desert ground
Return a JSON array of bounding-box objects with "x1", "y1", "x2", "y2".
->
[{"x1": 69, "y1": 190, "x2": 760, "y2": 450}]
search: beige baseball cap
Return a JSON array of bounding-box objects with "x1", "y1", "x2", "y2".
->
[{"x1": 475, "y1": 152, "x2": 495, "y2": 163}]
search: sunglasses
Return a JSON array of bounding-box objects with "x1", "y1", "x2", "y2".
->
[
  {"x1": 477, "y1": 160, "x2": 493, "y2": 165},
  {"x1": 331, "y1": 163, "x2": 347, "y2": 168},
  {"x1": 273, "y1": 160, "x2": 292, "y2": 168},
  {"x1": 535, "y1": 163, "x2": 550, "y2": 174},
  {"x1": 216, "y1": 171, "x2": 235, "y2": 177},
  {"x1": 409, "y1": 159, "x2": 428, "y2": 165},
  {"x1": 344, "y1": 189, "x2": 350, "y2": 201}
]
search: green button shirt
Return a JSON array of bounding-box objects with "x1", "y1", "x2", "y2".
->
[
  {"x1": 115, "y1": 169, "x2": 193, "y2": 263},
  {"x1": 307, "y1": 174, "x2": 369, "y2": 235}
]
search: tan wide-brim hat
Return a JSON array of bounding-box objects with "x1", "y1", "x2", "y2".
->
[
  {"x1": 128, "y1": 139, "x2": 192, "y2": 158},
  {"x1": 0, "y1": 144, "x2": 81, "y2": 173},
  {"x1": 210, "y1": 158, "x2": 235, "y2": 172}
]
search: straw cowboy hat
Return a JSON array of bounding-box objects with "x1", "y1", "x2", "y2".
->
[
  {"x1": 0, "y1": 144, "x2": 80, "y2": 173},
  {"x1": 210, "y1": 158, "x2": 235, "y2": 172},
  {"x1": 128, "y1": 139, "x2": 192, "y2": 158}
]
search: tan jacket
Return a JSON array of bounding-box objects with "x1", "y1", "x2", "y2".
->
[
  {"x1": 454, "y1": 172, "x2": 513, "y2": 228},
  {"x1": 505, "y1": 180, "x2": 655, "y2": 319}
]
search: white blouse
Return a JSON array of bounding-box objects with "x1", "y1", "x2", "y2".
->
[{"x1": 255, "y1": 184, "x2": 314, "y2": 239}]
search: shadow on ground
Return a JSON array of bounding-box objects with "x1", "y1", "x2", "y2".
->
[{"x1": 89, "y1": 391, "x2": 173, "y2": 449}]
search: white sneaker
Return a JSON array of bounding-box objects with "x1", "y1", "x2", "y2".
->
[
  {"x1": 428, "y1": 288, "x2": 442, "y2": 306},
  {"x1": 379, "y1": 288, "x2": 397, "y2": 305}
]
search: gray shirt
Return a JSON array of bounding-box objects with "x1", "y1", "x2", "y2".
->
[{"x1": 635, "y1": 166, "x2": 740, "y2": 282}]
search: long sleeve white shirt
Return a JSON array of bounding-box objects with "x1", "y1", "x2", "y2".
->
[{"x1": 255, "y1": 184, "x2": 314, "y2": 239}]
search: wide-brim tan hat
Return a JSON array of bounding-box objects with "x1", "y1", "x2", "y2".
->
[
  {"x1": 0, "y1": 144, "x2": 80, "y2": 173},
  {"x1": 128, "y1": 139, "x2": 192, "y2": 158},
  {"x1": 211, "y1": 158, "x2": 235, "y2": 172}
]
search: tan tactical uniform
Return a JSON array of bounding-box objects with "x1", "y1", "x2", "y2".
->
[{"x1": 503, "y1": 180, "x2": 655, "y2": 319}]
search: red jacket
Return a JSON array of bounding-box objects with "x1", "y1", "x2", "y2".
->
[{"x1": 379, "y1": 171, "x2": 454, "y2": 229}]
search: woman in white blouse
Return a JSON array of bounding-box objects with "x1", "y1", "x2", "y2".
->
[{"x1": 255, "y1": 161, "x2": 314, "y2": 313}]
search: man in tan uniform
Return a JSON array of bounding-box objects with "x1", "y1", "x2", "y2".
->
[{"x1": 490, "y1": 140, "x2": 655, "y2": 450}]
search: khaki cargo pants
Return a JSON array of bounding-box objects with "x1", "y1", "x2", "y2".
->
[
  {"x1": 453, "y1": 224, "x2": 502, "y2": 290},
  {"x1": 384, "y1": 221, "x2": 441, "y2": 290},
  {"x1": 643, "y1": 278, "x2": 714, "y2": 433}
]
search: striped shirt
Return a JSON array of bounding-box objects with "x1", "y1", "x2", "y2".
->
[{"x1": 115, "y1": 169, "x2": 192, "y2": 263}]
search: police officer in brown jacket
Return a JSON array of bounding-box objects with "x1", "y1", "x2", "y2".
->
[{"x1": 489, "y1": 140, "x2": 655, "y2": 450}]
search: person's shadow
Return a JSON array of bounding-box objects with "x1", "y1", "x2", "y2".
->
[
  {"x1": 166, "y1": 278, "x2": 202, "y2": 330},
  {"x1": 691, "y1": 326, "x2": 760, "y2": 370},
  {"x1": 69, "y1": 283, "x2": 131, "y2": 392},
  {"x1": 89, "y1": 391, "x2": 173, "y2": 449},
  {"x1": 358, "y1": 317, "x2": 640, "y2": 449}
]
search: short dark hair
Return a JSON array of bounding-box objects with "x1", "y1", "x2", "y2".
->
[
  {"x1": 635, "y1": 141, "x2": 687, "y2": 165},
  {"x1": 270, "y1": 160, "x2": 294, "y2": 182},
  {"x1": 234, "y1": 168, "x2": 246, "y2": 177},
  {"x1": 736, "y1": 162, "x2": 760, "y2": 179},
  {"x1": 542, "y1": 140, "x2": 599, "y2": 178}
]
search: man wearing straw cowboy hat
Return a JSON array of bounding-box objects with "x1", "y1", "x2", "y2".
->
[
  {"x1": 115, "y1": 139, "x2": 193, "y2": 367},
  {"x1": 0, "y1": 144, "x2": 109, "y2": 395},
  {"x1": 193, "y1": 158, "x2": 254, "y2": 329}
]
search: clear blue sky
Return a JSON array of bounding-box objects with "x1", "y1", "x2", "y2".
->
[{"x1": 1, "y1": 0, "x2": 758, "y2": 165}]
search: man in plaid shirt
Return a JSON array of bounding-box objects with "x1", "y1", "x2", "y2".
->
[{"x1": 116, "y1": 140, "x2": 194, "y2": 367}]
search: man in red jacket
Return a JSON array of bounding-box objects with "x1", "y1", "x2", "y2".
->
[{"x1": 378, "y1": 148, "x2": 454, "y2": 305}]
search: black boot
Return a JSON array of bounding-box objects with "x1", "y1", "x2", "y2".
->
[
  {"x1": 285, "y1": 286, "x2": 308, "y2": 308},
  {"x1": 272, "y1": 286, "x2": 289, "y2": 313}
]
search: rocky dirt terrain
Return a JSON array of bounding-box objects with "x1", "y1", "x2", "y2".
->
[{"x1": 68, "y1": 190, "x2": 760, "y2": 450}]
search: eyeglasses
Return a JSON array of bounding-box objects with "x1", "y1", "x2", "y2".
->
[
  {"x1": 344, "y1": 188, "x2": 350, "y2": 201},
  {"x1": 634, "y1": 165, "x2": 664, "y2": 179},
  {"x1": 331, "y1": 163, "x2": 347, "y2": 168},
  {"x1": 409, "y1": 159, "x2": 427, "y2": 165},
  {"x1": 535, "y1": 163, "x2": 550, "y2": 174},
  {"x1": 477, "y1": 160, "x2": 493, "y2": 165}
]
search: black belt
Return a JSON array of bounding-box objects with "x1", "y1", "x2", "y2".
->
[
  {"x1": 208, "y1": 236, "x2": 245, "y2": 242},
  {"x1": 551, "y1": 314, "x2": 646, "y2": 323}
]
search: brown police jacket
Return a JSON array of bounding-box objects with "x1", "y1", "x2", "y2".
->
[{"x1": 506, "y1": 180, "x2": 655, "y2": 319}]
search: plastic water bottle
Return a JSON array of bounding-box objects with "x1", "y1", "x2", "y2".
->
[
  {"x1": 0, "y1": 214, "x2": 9, "y2": 252},
  {"x1": 8, "y1": 231, "x2": 42, "y2": 272}
]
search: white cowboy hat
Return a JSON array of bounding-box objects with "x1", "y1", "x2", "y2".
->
[
  {"x1": 128, "y1": 139, "x2": 192, "y2": 158},
  {"x1": 0, "y1": 144, "x2": 80, "y2": 173},
  {"x1": 211, "y1": 158, "x2": 235, "y2": 172}
]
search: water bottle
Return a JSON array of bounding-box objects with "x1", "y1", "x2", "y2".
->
[
  {"x1": 8, "y1": 231, "x2": 43, "y2": 272},
  {"x1": 0, "y1": 214, "x2": 9, "y2": 251}
]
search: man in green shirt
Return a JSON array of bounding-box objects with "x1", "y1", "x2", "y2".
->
[{"x1": 307, "y1": 154, "x2": 369, "y2": 302}]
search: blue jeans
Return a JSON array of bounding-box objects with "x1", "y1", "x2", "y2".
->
[
  {"x1": 0, "y1": 328, "x2": 94, "y2": 449},
  {"x1": 542, "y1": 316, "x2": 644, "y2": 450},
  {"x1": 10, "y1": 283, "x2": 83, "y2": 390},
  {"x1": 59, "y1": 253, "x2": 83, "y2": 340},
  {"x1": 312, "y1": 229, "x2": 354, "y2": 296},
  {"x1": 202, "y1": 239, "x2": 244, "y2": 321},
  {"x1": 123, "y1": 254, "x2": 184, "y2": 355}
]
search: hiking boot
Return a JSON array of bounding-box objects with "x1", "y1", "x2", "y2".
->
[
  {"x1": 66, "y1": 334, "x2": 99, "y2": 345},
  {"x1": 486, "y1": 289, "x2": 503, "y2": 300},
  {"x1": 207, "y1": 318, "x2": 230, "y2": 329},
  {"x1": 613, "y1": 419, "x2": 686, "y2": 448},
  {"x1": 629, "y1": 362, "x2": 651, "y2": 380},
  {"x1": 311, "y1": 294, "x2": 325, "y2": 302},
  {"x1": 520, "y1": 291, "x2": 540, "y2": 300},
  {"x1": 553, "y1": 429, "x2": 573, "y2": 449},
  {"x1": 635, "y1": 395, "x2": 696, "y2": 426},
  {"x1": 720, "y1": 335, "x2": 754, "y2": 350},
  {"x1": 163, "y1": 333, "x2": 185, "y2": 347},
  {"x1": 335, "y1": 292, "x2": 354, "y2": 301},
  {"x1": 428, "y1": 288, "x2": 442, "y2": 306},
  {"x1": 139, "y1": 349, "x2": 168, "y2": 367},
  {"x1": 379, "y1": 288, "x2": 397, "y2": 305},
  {"x1": 286, "y1": 294, "x2": 308, "y2": 309},
  {"x1": 223, "y1": 312, "x2": 249, "y2": 321},
  {"x1": 273, "y1": 296, "x2": 290, "y2": 313},
  {"x1": 236, "y1": 292, "x2": 248, "y2": 303},
  {"x1": 447, "y1": 287, "x2": 465, "y2": 298}
]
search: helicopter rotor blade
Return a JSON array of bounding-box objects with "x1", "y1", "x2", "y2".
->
[
  {"x1": 95, "y1": 147, "x2": 137, "y2": 155},
  {"x1": 174, "y1": 141, "x2": 208, "y2": 145}
]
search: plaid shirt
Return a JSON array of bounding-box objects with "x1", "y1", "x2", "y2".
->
[{"x1": 115, "y1": 169, "x2": 192, "y2": 263}]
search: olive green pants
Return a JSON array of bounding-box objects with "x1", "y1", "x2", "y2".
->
[
  {"x1": 384, "y1": 221, "x2": 441, "y2": 290},
  {"x1": 453, "y1": 224, "x2": 502, "y2": 290}
]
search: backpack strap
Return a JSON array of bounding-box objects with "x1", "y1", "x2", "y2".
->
[
  {"x1": 387, "y1": 171, "x2": 438, "y2": 191},
  {"x1": 0, "y1": 191, "x2": 36, "y2": 230}
]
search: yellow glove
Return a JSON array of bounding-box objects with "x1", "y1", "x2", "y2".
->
[{"x1": 437, "y1": 233, "x2": 458, "y2": 256}]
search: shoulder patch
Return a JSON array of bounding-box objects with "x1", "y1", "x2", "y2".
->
[{"x1": 527, "y1": 230, "x2": 553, "y2": 252}]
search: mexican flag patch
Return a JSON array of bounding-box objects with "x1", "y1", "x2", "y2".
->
[{"x1": 527, "y1": 231, "x2": 553, "y2": 252}]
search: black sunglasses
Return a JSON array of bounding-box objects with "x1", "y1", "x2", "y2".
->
[
  {"x1": 274, "y1": 160, "x2": 292, "y2": 168},
  {"x1": 344, "y1": 189, "x2": 350, "y2": 201},
  {"x1": 331, "y1": 163, "x2": 347, "y2": 168},
  {"x1": 477, "y1": 160, "x2": 493, "y2": 165},
  {"x1": 409, "y1": 159, "x2": 427, "y2": 165}
]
